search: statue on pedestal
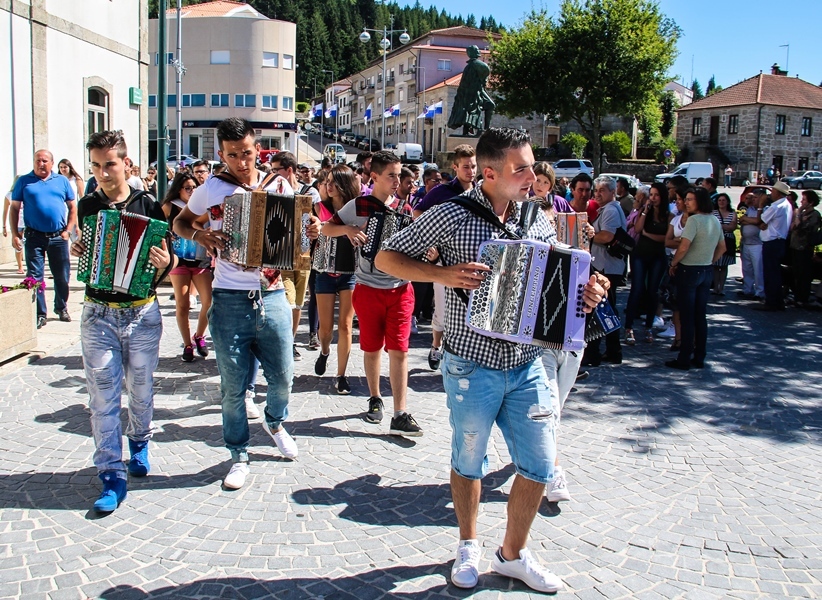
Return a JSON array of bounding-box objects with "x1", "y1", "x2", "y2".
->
[{"x1": 447, "y1": 45, "x2": 495, "y2": 137}]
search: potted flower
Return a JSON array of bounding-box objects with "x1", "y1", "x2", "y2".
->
[{"x1": 0, "y1": 277, "x2": 44, "y2": 362}]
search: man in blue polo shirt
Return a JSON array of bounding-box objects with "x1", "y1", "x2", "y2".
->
[{"x1": 9, "y1": 149, "x2": 77, "y2": 328}]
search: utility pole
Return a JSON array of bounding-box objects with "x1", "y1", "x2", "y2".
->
[
  {"x1": 173, "y1": 0, "x2": 185, "y2": 161},
  {"x1": 157, "y1": 0, "x2": 168, "y2": 201}
]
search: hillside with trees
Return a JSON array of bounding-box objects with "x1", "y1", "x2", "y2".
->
[{"x1": 149, "y1": 0, "x2": 503, "y2": 101}]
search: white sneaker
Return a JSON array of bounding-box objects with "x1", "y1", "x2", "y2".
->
[
  {"x1": 190, "y1": 295, "x2": 199, "y2": 310},
  {"x1": 547, "y1": 465, "x2": 571, "y2": 502},
  {"x1": 223, "y1": 462, "x2": 249, "y2": 489},
  {"x1": 245, "y1": 390, "x2": 260, "y2": 420},
  {"x1": 652, "y1": 315, "x2": 665, "y2": 329},
  {"x1": 451, "y1": 540, "x2": 481, "y2": 589},
  {"x1": 491, "y1": 547, "x2": 563, "y2": 593},
  {"x1": 263, "y1": 421, "x2": 298, "y2": 459},
  {"x1": 410, "y1": 316, "x2": 419, "y2": 334},
  {"x1": 656, "y1": 321, "x2": 676, "y2": 338}
]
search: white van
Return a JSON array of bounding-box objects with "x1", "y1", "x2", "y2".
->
[
  {"x1": 393, "y1": 143, "x2": 424, "y2": 163},
  {"x1": 655, "y1": 162, "x2": 713, "y2": 184},
  {"x1": 323, "y1": 144, "x2": 347, "y2": 164}
]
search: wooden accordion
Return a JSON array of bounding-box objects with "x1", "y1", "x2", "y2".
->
[
  {"x1": 77, "y1": 210, "x2": 168, "y2": 299},
  {"x1": 360, "y1": 210, "x2": 413, "y2": 262},
  {"x1": 555, "y1": 212, "x2": 590, "y2": 251},
  {"x1": 466, "y1": 239, "x2": 592, "y2": 351},
  {"x1": 221, "y1": 190, "x2": 313, "y2": 270}
]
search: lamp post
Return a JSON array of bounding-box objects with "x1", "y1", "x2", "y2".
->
[
  {"x1": 322, "y1": 69, "x2": 337, "y2": 144},
  {"x1": 358, "y1": 16, "x2": 410, "y2": 149},
  {"x1": 171, "y1": 0, "x2": 185, "y2": 162},
  {"x1": 411, "y1": 64, "x2": 425, "y2": 147}
]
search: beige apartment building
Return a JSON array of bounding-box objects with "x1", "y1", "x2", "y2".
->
[{"x1": 148, "y1": 0, "x2": 297, "y2": 162}]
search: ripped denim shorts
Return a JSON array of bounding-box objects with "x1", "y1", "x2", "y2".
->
[{"x1": 441, "y1": 351, "x2": 558, "y2": 484}]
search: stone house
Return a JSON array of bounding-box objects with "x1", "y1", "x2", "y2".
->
[{"x1": 676, "y1": 66, "x2": 822, "y2": 182}]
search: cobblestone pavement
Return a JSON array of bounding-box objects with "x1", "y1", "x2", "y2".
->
[{"x1": 1, "y1": 272, "x2": 821, "y2": 599}]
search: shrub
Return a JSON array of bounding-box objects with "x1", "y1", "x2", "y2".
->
[
  {"x1": 560, "y1": 132, "x2": 588, "y2": 158},
  {"x1": 601, "y1": 131, "x2": 632, "y2": 161}
]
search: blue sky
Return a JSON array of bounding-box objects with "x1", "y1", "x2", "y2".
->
[{"x1": 427, "y1": 0, "x2": 822, "y2": 90}]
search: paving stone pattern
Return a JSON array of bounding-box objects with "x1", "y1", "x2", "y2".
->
[{"x1": 0, "y1": 281, "x2": 821, "y2": 599}]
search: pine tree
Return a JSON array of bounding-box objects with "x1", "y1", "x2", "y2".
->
[{"x1": 691, "y1": 79, "x2": 704, "y2": 100}]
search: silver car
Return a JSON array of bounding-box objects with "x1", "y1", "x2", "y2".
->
[
  {"x1": 782, "y1": 171, "x2": 822, "y2": 190},
  {"x1": 551, "y1": 159, "x2": 595, "y2": 179}
]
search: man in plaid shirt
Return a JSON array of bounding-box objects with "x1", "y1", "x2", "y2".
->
[{"x1": 377, "y1": 128, "x2": 606, "y2": 593}]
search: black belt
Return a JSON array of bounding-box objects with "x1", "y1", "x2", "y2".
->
[{"x1": 25, "y1": 227, "x2": 65, "y2": 238}]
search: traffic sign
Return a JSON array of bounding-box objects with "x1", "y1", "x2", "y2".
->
[{"x1": 663, "y1": 149, "x2": 672, "y2": 158}]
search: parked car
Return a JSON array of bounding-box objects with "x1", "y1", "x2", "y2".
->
[
  {"x1": 551, "y1": 159, "x2": 595, "y2": 179},
  {"x1": 341, "y1": 132, "x2": 357, "y2": 145},
  {"x1": 781, "y1": 170, "x2": 822, "y2": 189},
  {"x1": 654, "y1": 162, "x2": 713, "y2": 184},
  {"x1": 599, "y1": 172, "x2": 641, "y2": 190},
  {"x1": 149, "y1": 154, "x2": 201, "y2": 170},
  {"x1": 323, "y1": 143, "x2": 347, "y2": 164},
  {"x1": 358, "y1": 138, "x2": 381, "y2": 151},
  {"x1": 393, "y1": 142, "x2": 424, "y2": 163},
  {"x1": 353, "y1": 135, "x2": 366, "y2": 147}
]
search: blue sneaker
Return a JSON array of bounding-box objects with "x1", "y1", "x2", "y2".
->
[
  {"x1": 93, "y1": 472, "x2": 127, "y2": 513},
  {"x1": 127, "y1": 439, "x2": 150, "y2": 477}
]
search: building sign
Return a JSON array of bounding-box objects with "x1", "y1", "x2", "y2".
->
[
  {"x1": 182, "y1": 120, "x2": 296, "y2": 130},
  {"x1": 129, "y1": 87, "x2": 143, "y2": 105}
]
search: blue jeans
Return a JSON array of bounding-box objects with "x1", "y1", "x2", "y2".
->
[
  {"x1": 624, "y1": 252, "x2": 666, "y2": 330},
  {"x1": 762, "y1": 239, "x2": 787, "y2": 309},
  {"x1": 209, "y1": 289, "x2": 293, "y2": 463},
  {"x1": 81, "y1": 300, "x2": 162, "y2": 478},
  {"x1": 25, "y1": 230, "x2": 70, "y2": 317},
  {"x1": 442, "y1": 352, "x2": 557, "y2": 484},
  {"x1": 674, "y1": 265, "x2": 712, "y2": 365}
]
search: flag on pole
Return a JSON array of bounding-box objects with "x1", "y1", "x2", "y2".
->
[
  {"x1": 364, "y1": 103, "x2": 372, "y2": 123},
  {"x1": 324, "y1": 104, "x2": 338, "y2": 119},
  {"x1": 417, "y1": 104, "x2": 429, "y2": 119},
  {"x1": 431, "y1": 100, "x2": 443, "y2": 114},
  {"x1": 311, "y1": 103, "x2": 323, "y2": 119},
  {"x1": 383, "y1": 103, "x2": 400, "y2": 118}
]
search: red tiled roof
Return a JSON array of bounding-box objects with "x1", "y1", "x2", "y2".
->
[
  {"x1": 166, "y1": 1, "x2": 263, "y2": 18},
  {"x1": 678, "y1": 73, "x2": 822, "y2": 112},
  {"x1": 427, "y1": 25, "x2": 501, "y2": 40},
  {"x1": 423, "y1": 73, "x2": 462, "y2": 93}
]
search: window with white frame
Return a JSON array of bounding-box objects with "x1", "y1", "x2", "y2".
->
[
  {"x1": 155, "y1": 52, "x2": 174, "y2": 65},
  {"x1": 262, "y1": 52, "x2": 279, "y2": 68},
  {"x1": 148, "y1": 95, "x2": 157, "y2": 108},
  {"x1": 399, "y1": 88, "x2": 404, "y2": 102},
  {"x1": 283, "y1": 97, "x2": 293, "y2": 111},
  {"x1": 235, "y1": 94, "x2": 256, "y2": 107},
  {"x1": 211, "y1": 93, "x2": 230, "y2": 107},
  {"x1": 437, "y1": 59, "x2": 451, "y2": 71},
  {"x1": 262, "y1": 95, "x2": 278, "y2": 109},
  {"x1": 210, "y1": 51, "x2": 230, "y2": 64},
  {"x1": 283, "y1": 55, "x2": 294, "y2": 69},
  {"x1": 181, "y1": 94, "x2": 206, "y2": 108}
]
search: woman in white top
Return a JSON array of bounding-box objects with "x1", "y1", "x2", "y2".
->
[
  {"x1": 57, "y1": 158, "x2": 84, "y2": 199},
  {"x1": 663, "y1": 187, "x2": 689, "y2": 351}
]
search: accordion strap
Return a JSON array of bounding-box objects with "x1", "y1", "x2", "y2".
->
[
  {"x1": 214, "y1": 170, "x2": 279, "y2": 191},
  {"x1": 447, "y1": 196, "x2": 521, "y2": 241}
]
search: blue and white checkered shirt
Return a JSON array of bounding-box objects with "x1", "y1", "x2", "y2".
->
[{"x1": 382, "y1": 181, "x2": 558, "y2": 370}]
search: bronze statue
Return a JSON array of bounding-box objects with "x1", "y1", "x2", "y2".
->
[{"x1": 447, "y1": 45, "x2": 495, "y2": 136}]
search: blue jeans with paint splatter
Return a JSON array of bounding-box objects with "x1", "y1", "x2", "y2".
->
[{"x1": 442, "y1": 352, "x2": 559, "y2": 485}]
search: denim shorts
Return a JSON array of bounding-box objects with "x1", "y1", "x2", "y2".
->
[
  {"x1": 314, "y1": 272, "x2": 356, "y2": 295},
  {"x1": 442, "y1": 352, "x2": 557, "y2": 484}
]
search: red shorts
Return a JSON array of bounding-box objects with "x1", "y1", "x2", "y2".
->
[
  {"x1": 170, "y1": 265, "x2": 211, "y2": 277},
  {"x1": 352, "y1": 282, "x2": 415, "y2": 353}
]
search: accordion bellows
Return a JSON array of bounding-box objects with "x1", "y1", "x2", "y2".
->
[
  {"x1": 556, "y1": 212, "x2": 590, "y2": 251},
  {"x1": 77, "y1": 210, "x2": 168, "y2": 299},
  {"x1": 361, "y1": 210, "x2": 413, "y2": 262},
  {"x1": 467, "y1": 239, "x2": 591, "y2": 351},
  {"x1": 222, "y1": 190, "x2": 313, "y2": 270}
]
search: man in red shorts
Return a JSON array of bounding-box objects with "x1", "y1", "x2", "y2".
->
[{"x1": 320, "y1": 151, "x2": 422, "y2": 436}]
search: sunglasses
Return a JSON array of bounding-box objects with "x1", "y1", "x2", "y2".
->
[{"x1": 182, "y1": 186, "x2": 196, "y2": 192}]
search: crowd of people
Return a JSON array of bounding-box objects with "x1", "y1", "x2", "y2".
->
[{"x1": 5, "y1": 119, "x2": 821, "y2": 594}]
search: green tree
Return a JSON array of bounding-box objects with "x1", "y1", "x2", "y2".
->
[
  {"x1": 659, "y1": 90, "x2": 677, "y2": 138},
  {"x1": 691, "y1": 79, "x2": 704, "y2": 100},
  {"x1": 601, "y1": 130, "x2": 632, "y2": 161},
  {"x1": 638, "y1": 93, "x2": 661, "y2": 145},
  {"x1": 490, "y1": 0, "x2": 680, "y2": 173},
  {"x1": 654, "y1": 136, "x2": 678, "y2": 163},
  {"x1": 561, "y1": 132, "x2": 588, "y2": 158}
]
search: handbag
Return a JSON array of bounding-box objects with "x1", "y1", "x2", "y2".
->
[
  {"x1": 605, "y1": 227, "x2": 635, "y2": 259},
  {"x1": 723, "y1": 232, "x2": 737, "y2": 256}
]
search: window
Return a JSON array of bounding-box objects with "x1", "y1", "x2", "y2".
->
[
  {"x1": 87, "y1": 87, "x2": 109, "y2": 138},
  {"x1": 182, "y1": 94, "x2": 191, "y2": 108},
  {"x1": 399, "y1": 88, "x2": 404, "y2": 102},
  {"x1": 262, "y1": 95, "x2": 278, "y2": 109},
  {"x1": 283, "y1": 97, "x2": 293, "y2": 111},
  {"x1": 399, "y1": 63, "x2": 405, "y2": 74},
  {"x1": 775, "y1": 114, "x2": 786, "y2": 135},
  {"x1": 211, "y1": 93, "x2": 229, "y2": 107},
  {"x1": 728, "y1": 114, "x2": 738, "y2": 134},
  {"x1": 437, "y1": 59, "x2": 451, "y2": 71},
  {"x1": 154, "y1": 52, "x2": 174, "y2": 65},
  {"x1": 235, "y1": 94, "x2": 256, "y2": 107},
  {"x1": 148, "y1": 94, "x2": 157, "y2": 108},
  {"x1": 168, "y1": 94, "x2": 177, "y2": 108},
  {"x1": 262, "y1": 52, "x2": 279, "y2": 68},
  {"x1": 283, "y1": 54, "x2": 294, "y2": 69},
  {"x1": 802, "y1": 117, "x2": 812, "y2": 137},
  {"x1": 191, "y1": 93, "x2": 205, "y2": 107},
  {"x1": 692, "y1": 117, "x2": 702, "y2": 136},
  {"x1": 210, "y1": 50, "x2": 230, "y2": 65}
]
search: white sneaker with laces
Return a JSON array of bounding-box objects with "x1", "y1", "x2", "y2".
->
[
  {"x1": 547, "y1": 465, "x2": 571, "y2": 502},
  {"x1": 656, "y1": 321, "x2": 676, "y2": 338},
  {"x1": 263, "y1": 421, "x2": 298, "y2": 459},
  {"x1": 652, "y1": 315, "x2": 665, "y2": 329},
  {"x1": 491, "y1": 547, "x2": 563, "y2": 593},
  {"x1": 223, "y1": 462, "x2": 249, "y2": 489},
  {"x1": 245, "y1": 390, "x2": 260, "y2": 419},
  {"x1": 451, "y1": 540, "x2": 481, "y2": 589}
]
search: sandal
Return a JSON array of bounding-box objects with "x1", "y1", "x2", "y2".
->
[
  {"x1": 625, "y1": 329, "x2": 635, "y2": 345},
  {"x1": 645, "y1": 330, "x2": 654, "y2": 343},
  {"x1": 669, "y1": 339, "x2": 681, "y2": 351}
]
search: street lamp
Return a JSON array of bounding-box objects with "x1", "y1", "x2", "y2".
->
[
  {"x1": 322, "y1": 69, "x2": 337, "y2": 144},
  {"x1": 411, "y1": 64, "x2": 425, "y2": 146},
  {"x1": 358, "y1": 15, "x2": 410, "y2": 149}
]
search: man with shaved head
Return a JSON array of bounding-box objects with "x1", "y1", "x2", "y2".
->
[{"x1": 10, "y1": 149, "x2": 77, "y2": 328}]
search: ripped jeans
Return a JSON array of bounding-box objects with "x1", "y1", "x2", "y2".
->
[
  {"x1": 81, "y1": 301, "x2": 162, "y2": 478},
  {"x1": 442, "y1": 352, "x2": 558, "y2": 484}
]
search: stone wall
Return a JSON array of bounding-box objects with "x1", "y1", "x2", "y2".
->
[{"x1": 601, "y1": 160, "x2": 666, "y2": 183}]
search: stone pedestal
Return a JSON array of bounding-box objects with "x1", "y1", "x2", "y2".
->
[
  {"x1": 445, "y1": 135, "x2": 478, "y2": 153},
  {"x1": 0, "y1": 289, "x2": 37, "y2": 363}
]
